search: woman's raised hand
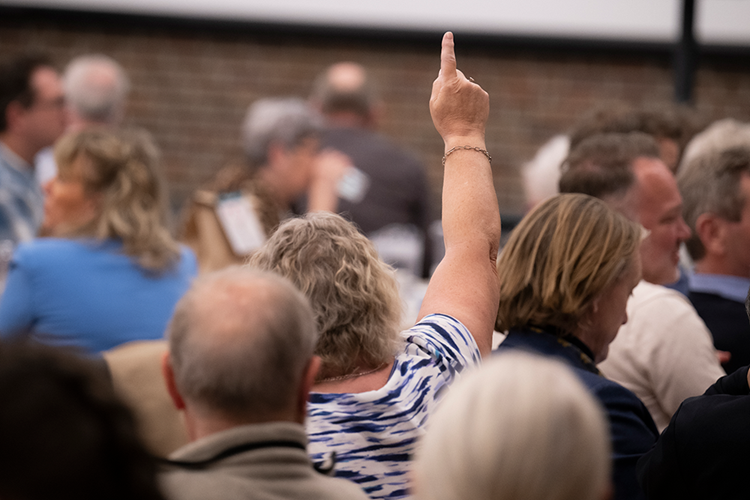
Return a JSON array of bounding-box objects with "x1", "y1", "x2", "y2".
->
[{"x1": 429, "y1": 32, "x2": 489, "y2": 147}]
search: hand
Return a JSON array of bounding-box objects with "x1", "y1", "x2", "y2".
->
[
  {"x1": 307, "y1": 148, "x2": 351, "y2": 212},
  {"x1": 311, "y1": 148, "x2": 351, "y2": 187},
  {"x1": 717, "y1": 350, "x2": 731, "y2": 365},
  {"x1": 429, "y1": 32, "x2": 489, "y2": 147}
]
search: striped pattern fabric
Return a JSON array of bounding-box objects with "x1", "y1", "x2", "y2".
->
[
  {"x1": 307, "y1": 314, "x2": 480, "y2": 500},
  {"x1": 0, "y1": 144, "x2": 43, "y2": 246}
]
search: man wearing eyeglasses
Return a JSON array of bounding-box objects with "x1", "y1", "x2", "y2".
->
[{"x1": 0, "y1": 54, "x2": 66, "y2": 247}]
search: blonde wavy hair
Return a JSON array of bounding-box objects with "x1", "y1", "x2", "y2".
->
[
  {"x1": 247, "y1": 212, "x2": 403, "y2": 379},
  {"x1": 496, "y1": 193, "x2": 641, "y2": 335},
  {"x1": 54, "y1": 127, "x2": 180, "y2": 272}
]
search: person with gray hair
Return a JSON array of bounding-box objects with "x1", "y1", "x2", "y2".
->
[
  {"x1": 159, "y1": 266, "x2": 369, "y2": 500},
  {"x1": 678, "y1": 120, "x2": 750, "y2": 374},
  {"x1": 180, "y1": 97, "x2": 348, "y2": 273},
  {"x1": 64, "y1": 54, "x2": 130, "y2": 130},
  {"x1": 414, "y1": 352, "x2": 612, "y2": 500}
]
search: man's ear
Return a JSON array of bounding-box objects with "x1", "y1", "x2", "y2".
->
[
  {"x1": 295, "y1": 355, "x2": 321, "y2": 424},
  {"x1": 161, "y1": 351, "x2": 186, "y2": 411},
  {"x1": 695, "y1": 213, "x2": 727, "y2": 257}
]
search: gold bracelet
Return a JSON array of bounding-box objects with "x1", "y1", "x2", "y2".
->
[{"x1": 442, "y1": 146, "x2": 492, "y2": 166}]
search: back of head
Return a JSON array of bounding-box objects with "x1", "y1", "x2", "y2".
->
[
  {"x1": 167, "y1": 267, "x2": 318, "y2": 421},
  {"x1": 496, "y1": 193, "x2": 641, "y2": 335},
  {"x1": 569, "y1": 105, "x2": 641, "y2": 152},
  {"x1": 560, "y1": 132, "x2": 660, "y2": 210},
  {"x1": 309, "y1": 62, "x2": 378, "y2": 121},
  {"x1": 679, "y1": 118, "x2": 750, "y2": 171},
  {"x1": 247, "y1": 212, "x2": 402, "y2": 378},
  {"x1": 678, "y1": 133, "x2": 750, "y2": 260},
  {"x1": 0, "y1": 342, "x2": 164, "y2": 500},
  {"x1": 0, "y1": 53, "x2": 54, "y2": 133},
  {"x1": 241, "y1": 97, "x2": 322, "y2": 168},
  {"x1": 64, "y1": 54, "x2": 130, "y2": 126},
  {"x1": 570, "y1": 104, "x2": 695, "y2": 172},
  {"x1": 53, "y1": 127, "x2": 179, "y2": 271},
  {"x1": 414, "y1": 351, "x2": 611, "y2": 500}
]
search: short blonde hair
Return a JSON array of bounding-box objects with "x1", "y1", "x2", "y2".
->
[
  {"x1": 54, "y1": 128, "x2": 180, "y2": 272},
  {"x1": 414, "y1": 352, "x2": 611, "y2": 500},
  {"x1": 496, "y1": 193, "x2": 641, "y2": 335},
  {"x1": 247, "y1": 212, "x2": 402, "y2": 378}
]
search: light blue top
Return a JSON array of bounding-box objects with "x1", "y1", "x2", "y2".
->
[
  {"x1": 689, "y1": 273, "x2": 750, "y2": 303},
  {"x1": 307, "y1": 314, "x2": 480, "y2": 500},
  {"x1": 0, "y1": 238, "x2": 197, "y2": 353}
]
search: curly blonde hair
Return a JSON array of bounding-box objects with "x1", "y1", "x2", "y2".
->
[
  {"x1": 496, "y1": 193, "x2": 641, "y2": 335},
  {"x1": 247, "y1": 213, "x2": 403, "y2": 378},
  {"x1": 54, "y1": 127, "x2": 180, "y2": 272}
]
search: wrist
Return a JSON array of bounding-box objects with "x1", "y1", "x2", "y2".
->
[{"x1": 443, "y1": 135, "x2": 486, "y2": 153}]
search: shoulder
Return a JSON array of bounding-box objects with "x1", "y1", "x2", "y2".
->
[
  {"x1": 582, "y1": 371, "x2": 657, "y2": 430},
  {"x1": 406, "y1": 314, "x2": 479, "y2": 355},
  {"x1": 630, "y1": 281, "x2": 694, "y2": 313},
  {"x1": 12, "y1": 238, "x2": 90, "y2": 263},
  {"x1": 628, "y1": 281, "x2": 709, "y2": 333},
  {"x1": 177, "y1": 245, "x2": 198, "y2": 272}
]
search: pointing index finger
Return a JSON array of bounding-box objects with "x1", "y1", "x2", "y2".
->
[{"x1": 440, "y1": 32, "x2": 457, "y2": 80}]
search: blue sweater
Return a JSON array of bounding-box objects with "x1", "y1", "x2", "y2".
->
[{"x1": 0, "y1": 238, "x2": 197, "y2": 353}]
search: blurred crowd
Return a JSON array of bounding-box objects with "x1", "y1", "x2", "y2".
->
[{"x1": 1, "y1": 30, "x2": 749, "y2": 500}]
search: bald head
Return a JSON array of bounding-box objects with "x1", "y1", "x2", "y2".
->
[
  {"x1": 310, "y1": 61, "x2": 378, "y2": 125},
  {"x1": 167, "y1": 267, "x2": 318, "y2": 422}
]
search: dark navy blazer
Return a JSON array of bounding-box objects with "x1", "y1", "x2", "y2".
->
[{"x1": 496, "y1": 328, "x2": 658, "y2": 500}]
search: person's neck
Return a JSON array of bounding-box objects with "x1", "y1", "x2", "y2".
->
[
  {"x1": 312, "y1": 360, "x2": 393, "y2": 394},
  {"x1": 184, "y1": 406, "x2": 300, "y2": 442},
  {"x1": 0, "y1": 134, "x2": 37, "y2": 165},
  {"x1": 695, "y1": 257, "x2": 750, "y2": 280}
]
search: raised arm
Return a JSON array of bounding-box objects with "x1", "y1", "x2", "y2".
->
[{"x1": 418, "y1": 32, "x2": 501, "y2": 356}]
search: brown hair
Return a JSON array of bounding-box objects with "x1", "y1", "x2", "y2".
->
[
  {"x1": 496, "y1": 193, "x2": 641, "y2": 335},
  {"x1": 560, "y1": 132, "x2": 660, "y2": 202}
]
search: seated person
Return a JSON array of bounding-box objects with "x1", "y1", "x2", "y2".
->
[
  {"x1": 247, "y1": 32, "x2": 501, "y2": 499},
  {"x1": 494, "y1": 193, "x2": 658, "y2": 500},
  {"x1": 0, "y1": 128, "x2": 197, "y2": 353},
  {"x1": 636, "y1": 290, "x2": 750, "y2": 500},
  {"x1": 414, "y1": 352, "x2": 611, "y2": 500},
  {"x1": 180, "y1": 97, "x2": 348, "y2": 272},
  {"x1": 0, "y1": 341, "x2": 165, "y2": 500},
  {"x1": 159, "y1": 267, "x2": 370, "y2": 500}
]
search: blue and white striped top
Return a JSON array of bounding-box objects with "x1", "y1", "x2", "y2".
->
[{"x1": 307, "y1": 314, "x2": 481, "y2": 500}]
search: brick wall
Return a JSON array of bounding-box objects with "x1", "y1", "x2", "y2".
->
[{"x1": 3, "y1": 11, "x2": 750, "y2": 219}]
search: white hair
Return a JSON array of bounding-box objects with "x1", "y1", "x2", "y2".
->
[
  {"x1": 414, "y1": 352, "x2": 611, "y2": 500},
  {"x1": 64, "y1": 54, "x2": 130, "y2": 124},
  {"x1": 679, "y1": 118, "x2": 750, "y2": 171},
  {"x1": 240, "y1": 97, "x2": 322, "y2": 168},
  {"x1": 522, "y1": 134, "x2": 569, "y2": 211}
]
